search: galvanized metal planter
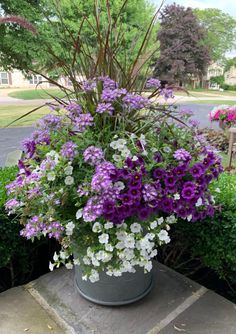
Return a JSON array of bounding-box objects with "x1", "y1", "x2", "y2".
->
[{"x1": 75, "y1": 265, "x2": 153, "y2": 306}]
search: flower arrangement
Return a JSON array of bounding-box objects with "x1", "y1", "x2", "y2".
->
[
  {"x1": 209, "y1": 105, "x2": 236, "y2": 128},
  {"x1": 5, "y1": 77, "x2": 223, "y2": 282}
]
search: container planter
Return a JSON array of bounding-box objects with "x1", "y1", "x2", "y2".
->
[{"x1": 75, "y1": 264, "x2": 153, "y2": 305}]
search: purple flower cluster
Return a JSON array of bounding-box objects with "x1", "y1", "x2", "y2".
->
[
  {"x1": 74, "y1": 113, "x2": 93, "y2": 132},
  {"x1": 98, "y1": 76, "x2": 118, "y2": 90},
  {"x1": 81, "y1": 79, "x2": 96, "y2": 92},
  {"x1": 66, "y1": 102, "x2": 82, "y2": 117},
  {"x1": 146, "y1": 78, "x2": 161, "y2": 89},
  {"x1": 20, "y1": 216, "x2": 64, "y2": 240},
  {"x1": 96, "y1": 103, "x2": 114, "y2": 115},
  {"x1": 38, "y1": 114, "x2": 62, "y2": 130},
  {"x1": 22, "y1": 129, "x2": 50, "y2": 158},
  {"x1": 174, "y1": 149, "x2": 192, "y2": 162},
  {"x1": 81, "y1": 148, "x2": 222, "y2": 224},
  {"x1": 101, "y1": 88, "x2": 127, "y2": 102},
  {"x1": 122, "y1": 94, "x2": 150, "y2": 110},
  {"x1": 60, "y1": 141, "x2": 78, "y2": 160},
  {"x1": 160, "y1": 88, "x2": 174, "y2": 100},
  {"x1": 83, "y1": 146, "x2": 104, "y2": 165}
]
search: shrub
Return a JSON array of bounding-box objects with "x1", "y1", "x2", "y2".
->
[
  {"x1": 221, "y1": 83, "x2": 236, "y2": 91},
  {"x1": 0, "y1": 167, "x2": 58, "y2": 292},
  {"x1": 160, "y1": 172, "x2": 236, "y2": 284}
]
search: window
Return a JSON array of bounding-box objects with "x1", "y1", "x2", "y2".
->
[
  {"x1": 0, "y1": 72, "x2": 9, "y2": 85},
  {"x1": 29, "y1": 75, "x2": 43, "y2": 85}
]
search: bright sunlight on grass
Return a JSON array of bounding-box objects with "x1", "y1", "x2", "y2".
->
[
  {"x1": 8, "y1": 89, "x2": 65, "y2": 100},
  {"x1": 0, "y1": 105, "x2": 50, "y2": 127}
]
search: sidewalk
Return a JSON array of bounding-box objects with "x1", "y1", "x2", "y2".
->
[{"x1": 0, "y1": 262, "x2": 235, "y2": 334}]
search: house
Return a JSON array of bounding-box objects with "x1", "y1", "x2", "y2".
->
[
  {"x1": 224, "y1": 66, "x2": 236, "y2": 85},
  {"x1": 0, "y1": 68, "x2": 72, "y2": 88}
]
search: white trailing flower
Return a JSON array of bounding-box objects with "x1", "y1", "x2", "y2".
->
[
  {"x1": 105, "y1": 243, "x2": 114, "y2": 252},
  {"x1": 157, "y1": 217, "x2": 164, "y2": 225},
  {"x1": 112, "y1": 154, "x2": 122, "y2": 162},
  {"x1": 215, "y1": 187, "x2": 221, "y2": 193},
  {"x1": 98, "y1": 233, "x2": 109, "y2": 244},
  {"x1": 65, "y1": 262, "x2": 73, "y2": 270},
  {"x1": 116, "y1": 231, "x2": 127, "y2": 241},
  {"x1": 116, "y1": 241, "x2": 125, "y2": 250},
  {"x1": 165, "y1": 215, "x2": 176, "y2": 224},
  {"x1": 96, "y1": 251, "x2": 113, "y2": 263},
  {"x1": 104, "y1": 222, "x2": 113, "y2": 229},
  {"x1": 174, "y1": 193, "x2": 180, "y2": 200},
  {"x1": 114, "y1": 181, "x2": 125, "y2": 190},
  {"x1": 124, "y1": 234, "x2": 135, "y2": 248},
  {"x1": 76, "y1": 209, "x2": 83, "y2": 220},
  {"x1": 73, "y1": 258, "x2": 80, "y2": 265},
  {"x1": 64, "y1": 165, "x2": 73, "y2": 175},
  {"x1": 130, "y1": 223, "x2": 142, "y2": 233},
  {"x1": 65, "y1": 176, "x2": 74, "y2": 185},
  {"x1": 49, "y1": 262, "x2": 55, "y2": 271},
  {"x1": 158, "y1": 230, "x2": 170, "y2": 244},
  {"x1": 83, "y1": 256, "x2": 91, "y2": 265},
  {"x1": 92, "y1": 222, "x2": 102, "y2": 233},
  {"x1": 53, "y1": 252, "x2": 59, "y2": 261},
  {"x1": 47, "y1": 172, "x2": 56, "y2": 181},
  {"x1": 150, "y1": 220, "x2": 157, "y2": 229},
  {"x1": 89, "y1": 269, "x2": 99, "y2": 283},
  {"x1": 65, "y1": 221, "x2": 75, "y2": 236}
]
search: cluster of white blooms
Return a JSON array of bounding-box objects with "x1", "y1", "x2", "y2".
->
[
  {"x1": 79, "y1": 216, "x2": 176, "y2": 282},
  {"x1": 110, "y1": 138, "x2": 131, "y2": 160}
]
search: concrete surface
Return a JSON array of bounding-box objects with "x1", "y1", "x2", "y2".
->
[
  {"x1": 24, "y1": 262, "x2": 236, "y2": 334},
  {"x1": 0, "y1": 286, "x2": 65, "y2": 334}
]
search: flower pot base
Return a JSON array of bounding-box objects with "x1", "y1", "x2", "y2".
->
[{"x1": 74, "y1": 266, "x2": 153, "y2": 306}]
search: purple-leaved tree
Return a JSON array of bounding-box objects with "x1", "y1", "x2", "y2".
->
[{"x1": 154, "y1": 4, "x2": 211, "y2": 86}]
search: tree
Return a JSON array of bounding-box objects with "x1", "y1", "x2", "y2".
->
[
  {"x1": 194, "y1": 8, "x2": 236, "y2": 62},
  {"x1": 224, "y1": 57, "x2": 236, "y2": 73},
  {"x1": 154, "y1": 4, "x2": 211, "y2": 85},
  {"x1": 0, "y1": 0, "x2": 157, "y2": 79}
]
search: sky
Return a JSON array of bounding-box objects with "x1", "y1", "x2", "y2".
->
[
  {"x1": 150, "y1": 0, "x2": 236, "y2": 57},
  {"x1": 151, "y1": 0, "x2": 236, "y2": 18}
]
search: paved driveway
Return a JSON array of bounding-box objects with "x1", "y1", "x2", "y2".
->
[{"x1": 0, "y1": 104, "x2": 219, "y2": 167}]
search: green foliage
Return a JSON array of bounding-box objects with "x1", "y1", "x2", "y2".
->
[
  {"x1": 0, "y1": 167, "x2": 57, "y2": 291},
  {"x1": 194, "y1": 8, "x2": 236, "y2": 62},
  {"x1": 221, "y1": 83, "x2": 236, "y2": 91},
  {"x1": 210, "y1": 75, "x2": 224, "y2": 86},
  {"x1": 0, "y1": 0, "x2": 158, "y2": 92},
  {"x1": 224, "y1": 57, "x2": 236, "y2": 73}
]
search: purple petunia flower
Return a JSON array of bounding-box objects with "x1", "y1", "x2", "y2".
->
[
  {"x1": 190, "y1": 163, "x2": 205, "y2": 178},
  {"x1": 153, "y1": 168, "x2": 165, "y2": 180},
  {"x1": 153, "y1": 151, "x2": 163, "y2": 163}
]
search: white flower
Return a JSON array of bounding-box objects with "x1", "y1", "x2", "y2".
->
[
  {"x1": 98, "y1": 233, "x2": 109, "y2": 244},
  {"x1": 158, "y1": 230, "x2": 170, "y2": 244},
  {"x1": 163, "y1": 146, "x2": 171, "y2": 153},
  {"x1": 113, "y1": 270, "x2": 122, "y2": 277},
  {"x1": 150, "y1": 221, "x2": 157, "y2": 229},
  {"x1": 65, "y1": 262, "x2": 73, "y2": 270},
  {"x1": 132, "y1": 156, "x2": 138, "y2": 161},
  {"x1": 120, "y1": 148, "x2": 131, "y2": 158},
  {"x1": 89, "y1": 269, "x2": 99, "y2": 283},
  {"x1": 83, "y1": 256, "x2": 91, "y2": 265},
  {"x1": 47, "y1": 172, "x2": 56, "y2": 181},
  {"x1": 116, "y1": 241, "x2": 125, "y2": 249},
  {"x1": 116, "y1": 231, "x2": 127, "y2": 241},
  {"x1": 49, "y1": 262, "x2": 54, "y2": 271},
  {"x1": 64, "y1": 165, "x2": 73, "y2": 175},
  {"x1": 123, "y1": 248, "x2": 135, "y2": 260},
  {"x1": 187, "y1": 215, "x2": 193, "y2": 222},
  {"x1": 110, "y1": 141, "x2": 119, "y2": 149},
  {"x1": 112, "y1": 154, "x2": 122, "y2": 162},
  {"x1": 157, "y1": 217, "x2": 164, "y2": 225},
  {"x1": 65, "y1": 221, "x2": 75, "y2": 236},
  {"x1": 145, "y1": 233, "x2": 155, "y2": 241},
  {"x1": 59, "y1": 251, "x2": 68, "y2": 260},
  {"x1": 65, "y1": 176, "x2": 74, "y2": 185},
  {"x1": 166, "y1": 215, "x2": 176, "y2": 224},
  {"x1": 92, "y1": 222, "x2": 102, "y2": 233},
  {"x1": 130, "y1": 223, "x2": 142, "y2": 233},
  {"x1": 150, "y1": 249, "x2": 158, "y2": 258},
  {"x1": 91, "y1": 257, "x2": 100, "y2": 267},
  {"x1": 215, "y1": 187, "x2": 221, "y2": 193},
  {"x1": 105, "y1": 243, "x2": 114, "y2": 252},
  {"x1": 140, "y1": 134, "x2": 146, "y2": 146},
  {"x1": 76, "y1": 209, "x2": 83, "y2": 220},
  {"x1": 144, "y1": 261, "x2": 153, "y2": 272},
  {"x1": 174, "y1": 193, "x2": 180, "y2": 200},
  {"x1": 124, "y1": 234, "x2": 135, "y2": 248},
  {"x1": 211, "y1": 195, "x2": 215, "y2": 204},
  {"x1": 73, "y1": 258, "x2": 80, "y2": 265},
  {"x1": 96, "y1": 251, "x2": 113, "y2": 263},
  {"x1": 196, "y1": 197, "x2": 203, "y2": 207},
  {"x1": 130, "y1": 133, "x2": 137, "y2": 139},
  {"x1": 114, "y1": 181, "x2": 125, "y2": 190},
  {"x1": 104, "y1": 222, "x2": 113, "y2": 229},
  {"x1": 53, "y1": 252, "x2": 59, "y2": 262},
  {"x1": 82, "y1": 274, "x2": 88, "y2": 281}
]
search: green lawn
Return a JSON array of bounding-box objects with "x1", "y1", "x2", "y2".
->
[
  {"x1": 180, "y1": 100, "x2": 236, "y2": 105},
  {"x1": 8, "y1": 89, "x2": 65, "y2": 100},
  {"x1": 0, "y1": 105, "x2": 51, "y2": 127},
  {"x1": 188, "y1": 88, "x2": 236, "y2": 97}
]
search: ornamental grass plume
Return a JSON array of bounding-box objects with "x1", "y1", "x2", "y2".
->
[{"x1": 0, "y1": 15, "x2": 37, "y2": 35}]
